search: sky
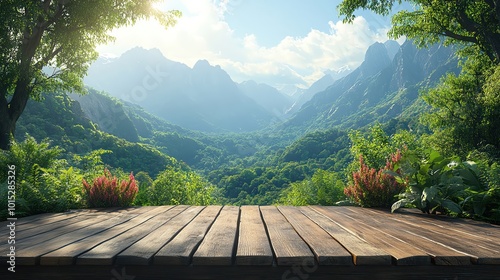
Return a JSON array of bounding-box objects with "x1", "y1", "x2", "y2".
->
[{"x1": 96, "y1": 0, "x2": 408, "y2": 90}]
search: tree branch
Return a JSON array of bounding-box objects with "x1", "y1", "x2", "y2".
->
[{"x1": 439, "y1": 29, "x2": 478, "y2": 44}]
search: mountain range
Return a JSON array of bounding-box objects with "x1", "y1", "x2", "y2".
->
[
  {"x1": 84, "y1": 39, "x2": 458, "y2": 138},
  {"x1": 281, "y1": 40, "x2": 459, "y2": 133},
  {"x1": 84, "y1": 48, "x2": 282, "y2": 132}
]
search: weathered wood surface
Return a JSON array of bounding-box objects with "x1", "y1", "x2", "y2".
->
[
  {"x1": 235, "y1": 206, "x2": 273, "y2": 265},
  {"x1": 2, "y1": 206, "x2": 500, "y2": 280}
]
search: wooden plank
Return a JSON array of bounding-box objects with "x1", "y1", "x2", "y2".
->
[
  {"x1": 154, "y1": 206, "x2": 222, "y2": 265},
  {"x1": 343, "y1": 207, "x2": 472, "y2": 265},
  {"x1": 391, "y1": 209, "x2": 500, "y2": 248},
  {"x1": 278, "y1": 206, "x2": 353, "y2": 265},
  {"x1": 310, "y1": 206, "x2": 430, "y2": 265},
  {"x1": 1, "y1": 212, "x2": 81, "y2": 237},
  {"x1": 0, "y1": 208, "x2": 150, "y2": 265},
  {"x1": 260, "y1": 205, "x2": 315, "y2": 266},
  {"x1": 7, "y1": 210, "x2": 144, "y2": 265},
  {"x1": 348, "y1": 207, "x2": 500, "y2": 265},
  {"x1": 236, "y1": 206, "x2": 273, "y2": 266},
  {"x1": 396, "y1": 208, "x2": 500, "y2": 240},
  {"x1": 39, "y1": 206, "x2": 171, "y2": 265},
  {"x1": 0, "y1": 208, "x2": 121, "y2": 234},
  {"x1": 76, "y1": 206, "x2": 180, "y2": 265},
  {"x1": 116, "y1": 206, "x2": 204, "y2": 265},
  {"x1": 7, "y1": 263, "x2": 500, "y2": 280},
  {"x1": 300, "y1": 207, "x2": 392, "y2": 266},
  {"x1": 192, "y1": 206, "x2": 240, "y2": 265}
]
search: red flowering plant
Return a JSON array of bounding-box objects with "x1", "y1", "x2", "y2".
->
[
  {"x1": 83, "y1": 169, "x2": 138, "y2": 207},
  {"x1": 344, "y1": 150, "x2": 407, "y2": 208}
]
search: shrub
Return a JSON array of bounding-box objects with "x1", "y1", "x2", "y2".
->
[
  {"x1": 0, "y1": 136, "x2": 85, "y2": 220},
  {"x1": 83, "y1": 169, "x2": 138, "y2": 207},
  {"x1": 144, "y1": 166, "x2": 218, "y2": 206},
  {"x1": 280, "y1": 169, "x2": 345, "y2": 206},
  {"x1": 344, "y1": 150, "x2": 406, "y2": 208},
  {"x1": 391, "y1": 149, "x2": 484, "y2": 215}
]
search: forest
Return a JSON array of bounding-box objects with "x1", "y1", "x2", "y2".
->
[{"x1": 0, "y1": 0, "x2": 499, "y2": 224}]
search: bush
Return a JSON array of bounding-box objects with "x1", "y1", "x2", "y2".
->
[
  {"x1": 83, "y1": 169, "x2": 138, "y2": 207},
  {"x1": 0, "y1": 136, "x2": 85, "y2": 220},
  {"x1": 391, "y1": 149, "x2": 485, "y2": 215},
  {"x1": 280, "y1": 169, "x2": 345, "y2": 206},
  {"x1": 144, "y1": 166, "x2": 218, "y2": 206},
  {"x1": 344, "y1": 150, "x2": 406, "y2": 208}
]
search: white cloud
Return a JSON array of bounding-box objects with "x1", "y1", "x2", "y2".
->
[{"x1": 96, "y1": 0, "x2": 392, "y2": 88}]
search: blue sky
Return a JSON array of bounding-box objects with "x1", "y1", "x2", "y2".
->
[{"x1": 96, "y1": 0, "x2": 408, "y2": 89}]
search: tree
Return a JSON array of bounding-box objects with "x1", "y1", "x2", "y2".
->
[
  {"x1": 338, "y1": 0, "x2": 500, "y2": 62},
  {"x1": 339, "y1": 0, "x2": 500, "y2": 156},
  {"x1": 0, "y1": 0, "x2": 180, "y2": 150}
]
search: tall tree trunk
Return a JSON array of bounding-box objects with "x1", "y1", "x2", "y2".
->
[{"x1": 0, "y1": 96, "x2": 13, "y2": 150}]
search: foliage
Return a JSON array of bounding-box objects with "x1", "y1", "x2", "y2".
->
[
  {"x1": 345, "y1": 150, "x2": 406, "y2": 208},
  {"x1": 83, "y1": 168, "x2": 138, "y2": 208},
  {"x1": 421, "y1": 57, "x2": 500, "y2": 157},
  {"x1": 0, "y1": 0, "x2": 180, "y2": 149},
  {"x1": 349, "y1": 123, "x2": 419, "y2": 169},
  {"x1": 280, "y1": 169, "x2": 345, "y2": 206},
  {"x1": 338, "y1": 0, "x2": 500, "y2": 62},
  {"x1": 391, "y1": 149, "x2": 484, "y2": 215},
  {"x1": 463, "y1": 151, "x2": 500, "y2": 222},
  {"x1": 142, "y1": 165, "x2": 219, "y2": 206},
  {"x1": 0, "y1": 136, "x2": 85, "y2": 219}
]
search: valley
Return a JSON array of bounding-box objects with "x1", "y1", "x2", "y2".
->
[{"x1": 15, "y1": 39, "x2": 459, "y2": 205}]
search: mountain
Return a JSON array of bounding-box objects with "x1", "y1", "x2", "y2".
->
[
  {"x1": 84, "y1": 48, "x2": 276, "y2": 132},
  {"x1": 238, "y1": 80, "x2": 293, "y2": 119},
  {"x1": 70, "y1": 89, "x2": 140, "y2": 142},
  {"x1": 282, "y1": 40, "x2": 460, "y2": 132},
  {"x1": 285, "y1": 65, "x2": 353, "y2": 116},
  {"x1": 15, "y1": 91, "x2": 178, "y2": 177},
  {"x1": 276, "y1": 85, "x2": 306, "y2": 100}
]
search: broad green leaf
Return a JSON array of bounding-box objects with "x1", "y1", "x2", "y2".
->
[
  {"x1": 391, "y1": 199, "x2": 409, "y2": 213},
  {"x1": 441, "y1": 199, "x2": 462, "y2": 214}
]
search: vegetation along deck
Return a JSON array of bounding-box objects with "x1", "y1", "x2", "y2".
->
[{"x1": 1, "y1": 206, "x2": 499, "y2": 280}]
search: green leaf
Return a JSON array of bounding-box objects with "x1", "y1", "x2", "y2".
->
[
  {"x1": 422, "y1": 186, "x2": 438, "y2": 203},
  {"x1": 441, "y1": 199, "x2": 462, "y2": 214},
  {"x1": 391, "y1": 199, "x2": 409, "y2": 213},
  {"x1": 428, "y1": 150, "x2": 443, "y2": 163}
]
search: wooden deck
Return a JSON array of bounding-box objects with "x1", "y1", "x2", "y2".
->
[{"x1": 1, "y1": 205, "x2": 500, "y2": 280}]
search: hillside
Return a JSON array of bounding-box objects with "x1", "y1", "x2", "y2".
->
[
  {"x1": 84, "y1": 48, "x2": 278, "y2": 132},
  {"x1": 282, "y1": 40, "x2": 460, "y2": 133},
  {"x1": 13, "y1": 39, "x2": 467, "y2": 206}
]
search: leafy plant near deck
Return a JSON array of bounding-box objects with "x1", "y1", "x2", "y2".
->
[
  {"x1": 0, "y1": 136, "x2": 85, "y2": 219},
  {"x1": 390, "y1": 150, "x2": 484, "y2": 215},
  {"x1": 139, "y1": 163, "x2": 219, "y2": 206},
  {"x1": 344, "y1": 150, "x2": 406, "y2": 208},
  {"x1": 83, "y1": 169, "x2": 138, "y2": 207},
  {"x1": 279, "y1": 169, "x2": 345, "y2": 206}
]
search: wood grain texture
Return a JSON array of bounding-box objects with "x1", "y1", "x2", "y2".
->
[
  {"x1": 116, "y1": 205, "x2": 202, "y2": 265},
  {"x1": 260, "y1": 206, "x2": 315, "y2": 266},
  {"x1": 76, "y1": 206, "x2": 176, "y2": 265},
  {"x1": 1, "y1": 205, "x2": 498, "y2": 279},
  {"x1": 154, "y1": 206, "x2": 222, "y2": 265},
  {"x1": 39, "y1": 206, "x2": 170, "y2": 265},
  {"x1": 383, "y1": 209, "x2": 500, "y2": 264},
  {"x1": 192, "y1": 206, "x2": 240, "y2": 265},
  {"x1": 278, "y1": 206, "x2": 352, "y2": 265},
  {"x1": 236, "y1": 206, "x2": 273, "y2": 266},
  {"x1": 343, "y1": 207, "x2": 473, "y2": 265},
  {"x1": 310, "y1": 206, "x2": 430, "y2": 265},
  {"x1": 300, "y1": 207, "x2": 392, "y2": 266}
]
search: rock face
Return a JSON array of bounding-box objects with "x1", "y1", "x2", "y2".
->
[
  {"x1": 282, "y1": 40, "x2": 460, "y2": 131},
  {"x1": 84, "y1": 48, "x2": 276, "y2": 132},
  {"x1": 70, "y1": 90, "x2": 140, "y2": 142}
]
